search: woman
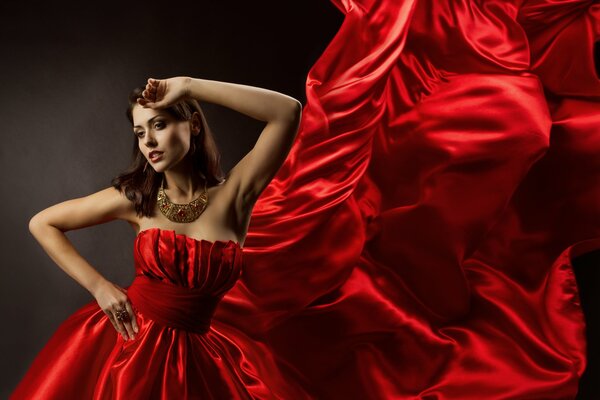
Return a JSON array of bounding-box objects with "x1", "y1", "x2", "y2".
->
[{"x1": 10, "y1": 76, "x2": 314, "y2": 399}]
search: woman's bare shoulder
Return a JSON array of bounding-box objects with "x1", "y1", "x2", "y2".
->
[
  {"x1": 75, "y1": 186, "x2": 139, "y2": 226},
  {"x1": 104, "y1": 186, "x2": 138, "y2": 224}
]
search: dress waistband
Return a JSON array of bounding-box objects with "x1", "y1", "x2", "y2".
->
[{"x1": 126, "y1": 275, "x2": 221, "y2": 334}]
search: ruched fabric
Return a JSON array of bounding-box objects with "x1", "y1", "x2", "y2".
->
[{"x1": 127, "y1": 274, "x2": 222, "y2": 334}]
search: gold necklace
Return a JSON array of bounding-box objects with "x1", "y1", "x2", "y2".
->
[{"x1": 157, "y1": 176, "x2": 208, "y2": 223}]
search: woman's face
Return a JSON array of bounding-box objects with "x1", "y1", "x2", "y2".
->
[{"x1": 132, "y1": 104, "x2": 196, "y2": 173}]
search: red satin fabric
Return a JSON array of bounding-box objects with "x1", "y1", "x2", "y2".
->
[
  {"x1": 127, "y1": 275, "x2": 221, "y2": 334},
  {"x1": 11, "y1": 228, "x2": 314, "y2": 399},
  {"x1": 208, "y1": 0, "x2": 599, "y2": 399}
]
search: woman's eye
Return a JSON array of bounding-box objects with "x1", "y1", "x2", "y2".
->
[{"x1": 134, "y1": 121, "x2": 164, "y2": 137}]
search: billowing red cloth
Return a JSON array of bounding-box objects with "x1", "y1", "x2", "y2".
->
[{"x1": 213, "y1": 0, "x2": 600, "y2": 398}]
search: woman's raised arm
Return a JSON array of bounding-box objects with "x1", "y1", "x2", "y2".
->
[
  {"x1": 186, "y1": 78, "x2": 302, "y2": 206},
  {"x1": 139, "y1": 76, "x2": 302, "y2": 208}
]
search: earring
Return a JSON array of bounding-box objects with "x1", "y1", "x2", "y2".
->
[
  {"x1": 190, "y1": 140, "x2": 196, "y2": 155},
  {"x1": 143, "y1": 161, "x2": 149, "y2": 172}
]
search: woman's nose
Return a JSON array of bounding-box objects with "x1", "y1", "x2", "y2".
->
[{"x1": 144, "y1": 132, "x2": 157, "y2": 146}]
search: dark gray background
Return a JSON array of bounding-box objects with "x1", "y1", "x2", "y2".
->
[{"x1": 1, "y1": 1, "x2": 598, "y2": 398}]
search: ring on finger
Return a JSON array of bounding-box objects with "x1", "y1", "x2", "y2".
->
[{"x1": 115, "y1": 308, "x2": 129, "y2": 322}]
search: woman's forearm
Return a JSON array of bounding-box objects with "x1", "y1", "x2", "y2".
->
[
  {"x1": 184, "y1": 77, "x2": 301, "y2": 122},
  {"x1": 28, "y1": 221, "x2": 109, "y2": 298}
]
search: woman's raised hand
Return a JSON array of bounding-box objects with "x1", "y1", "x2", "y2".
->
[
  {"x1": 94, "y1": 280, "x2": 139, "y2": 341},
  {"x1": 137, "y1": 76, "x2": 191, "y2": 109}
]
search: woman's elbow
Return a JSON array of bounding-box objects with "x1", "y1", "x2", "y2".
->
[
  {"x1": 277, "y1": 99, "x2": 302, "y2": 122},
  {"x1": 290, "y1": 99, "x2": 302, "y2": 116},
  {"x1": 28, "y1": 212, "x2": 48, "y2": 235}
]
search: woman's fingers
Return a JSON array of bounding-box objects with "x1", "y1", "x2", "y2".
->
[
  {"x1": 137, "y1": 78, "x2": 166, "y2": 108},
  {"x1": 136, "y1": 78, "x2": 168, "y2": 109},
  {"x1": 122, "y1": 320, "x2": 135, "y2": 340},
  {"x1": 138, "y1": 90, "x2": 156, "y2": 108},
  {"x1": 117, "y1": 301, "x2": 137, "y2": 340},
  {"x1": 145, "y1": 79, "x2": 159, "y2": 96},
  {"x1": 96, "y1": 282, "x2": 139, "y2": 341},
  {"x1": 109, "y1": 301, "x2": 137, "y2": 340},
  {"x1": 142, "y1": 88, "x2": 154, "y2": 101},
  {"x1": 145, "y1": 82, "x2": 156, "y2": 94},
  {"x1": 123, "y1": 302, "x2": 135, "y2": 339},
  {"x1": 112, "y1": 303, "x2": 129, "y2": 340},
  {"x1": 125, "y1": 301, "x2": 140, "y2": 333},
  {"x1": 106, "y1": 309, "x2": 128, "y2": 340}
]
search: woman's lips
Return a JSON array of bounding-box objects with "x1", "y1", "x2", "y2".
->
[{"x1": 149, "y1": 152, "x2": 163, "y2": 162}]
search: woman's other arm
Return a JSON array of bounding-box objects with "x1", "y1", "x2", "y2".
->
[
  {"x1": 28, "y1": 187, "x2": 134, "y2": 297},
  {"x1": 29, "y1": 187, "x2": 140, "y2": 340}
]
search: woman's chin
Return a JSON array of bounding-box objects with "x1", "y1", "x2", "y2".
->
[{"x1": 149, "y1": 159, "x2": 168, "y2": 173}]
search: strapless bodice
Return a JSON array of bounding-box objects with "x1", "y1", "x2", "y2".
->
[
  {"x1": 133, "y1": 227, "x2": 243, "y2": 293},
  {"x1": 126, "y1": 227, "x2": 244, "y2": 334}
]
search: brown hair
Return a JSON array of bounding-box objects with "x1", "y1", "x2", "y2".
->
[{"x1": 111, "y1": 86, "x2": 225, "y2": 218}]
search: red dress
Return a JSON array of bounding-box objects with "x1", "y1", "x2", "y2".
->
[{"x1": 10, "y1": 228, "x2": 315, "y2": 399}]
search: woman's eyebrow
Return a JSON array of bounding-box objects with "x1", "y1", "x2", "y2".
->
[{"x1": 133, "y1": 115, "x2": 164, "y2": 129}]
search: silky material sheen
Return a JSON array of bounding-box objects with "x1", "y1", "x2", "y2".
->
[
  {"x1": 206, "y1": 0, "x2": 597, "y2": 399},
  {"x1": 10, "y1": 228, "x2": 315, "y2": 399},
  {"x1": 11, "y1": 1, "x2": 600, "y2": 399},
  {"x1": 127, "y1": 274, "x2": 223, "y2": 334}
]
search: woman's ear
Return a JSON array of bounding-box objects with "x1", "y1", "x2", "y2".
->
[{"x1": 191, "y1": 112, "x2": 202, "y2": 135}]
